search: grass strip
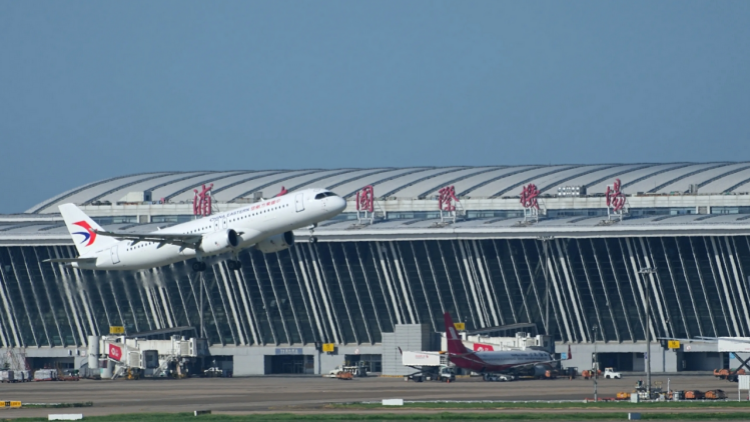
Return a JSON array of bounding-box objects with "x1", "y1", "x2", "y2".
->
[
  {"x1": 333, "y1": 401, "x2": 750, "y2": 409},
  {"x1": 10, "y1": 412, "x2": 750, "y2": 421}
]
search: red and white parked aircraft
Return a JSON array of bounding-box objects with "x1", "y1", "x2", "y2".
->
[{"x1": 443, "y1": 312, "x2": 570, "y2": 376}]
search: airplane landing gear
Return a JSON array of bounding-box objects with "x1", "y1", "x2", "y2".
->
[
  {"x1": 308, "y1": 223, "x2": 318, "y2": 243},
  {"x1": 227, "y1": 260, "x2": 242, "y2": 271},
  {"x1": 192, "y1": 261, "x2": 207, "y2": 272}
]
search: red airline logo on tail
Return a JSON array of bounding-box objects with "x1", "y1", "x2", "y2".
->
[{"x1": 72, "y1": 221, "x2": 97, "y2": 246}]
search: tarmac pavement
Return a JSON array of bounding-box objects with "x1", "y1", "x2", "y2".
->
[{"x1": 0, "y1": 374, "x2": 743, "y2": 419}]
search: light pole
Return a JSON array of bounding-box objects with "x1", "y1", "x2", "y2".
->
[
  {"x1": 593, "y1": 325, "x2": 598, "y2": 402},
  {"x1": 639, "y1": 267, "x2": 657, "y2": 399}
]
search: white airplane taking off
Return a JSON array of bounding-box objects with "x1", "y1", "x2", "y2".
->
[{"x1": 46, "y1": 188, "x2": 346, "y2": 272}]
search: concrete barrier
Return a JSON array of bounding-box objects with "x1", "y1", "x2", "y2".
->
[{"x1": 48, "y1": 415, "x2": 83, "y2": 421}]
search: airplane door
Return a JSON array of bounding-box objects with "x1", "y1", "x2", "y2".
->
[
  {"x1": 295, "y1": 193, "x2": 304, "y2": 212},
  {"x1": 221, "y1": 217, "x2": 228, "y2": 229},
  {"x1": 110, "y1": 245, "x2": 120, "y2": 264},
  {"x1": 212, "y1": 219, "x2": 220, "y2": 231}
]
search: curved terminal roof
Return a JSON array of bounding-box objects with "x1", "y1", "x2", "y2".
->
[
  {"x1": 28, "y1": 162, "x2": 750, "y2": 213},
  {"x1": 3, "y1": 212, "x2": 750, "y2": 245}
]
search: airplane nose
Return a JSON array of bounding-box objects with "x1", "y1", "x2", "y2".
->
[{"x1": 334, "y1": 196, "x2": 346, "y2": 212}]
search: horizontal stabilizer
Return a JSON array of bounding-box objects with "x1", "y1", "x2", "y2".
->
[{"x1": 44, "y1": 258, "x2": 98, "y2": 264}]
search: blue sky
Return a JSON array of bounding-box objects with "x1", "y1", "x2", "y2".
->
[{"x1": 1, "y1": 1, "x2": 749, "y2": 214}]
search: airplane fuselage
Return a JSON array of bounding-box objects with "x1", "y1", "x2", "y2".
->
[
  {"x1": 73, "y1": 189, "x2": 345, "y2": 271},
  {"x1": 451, "y1": 349, "x2": 553, "y2": 373}
]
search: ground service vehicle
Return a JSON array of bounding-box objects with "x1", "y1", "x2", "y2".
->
[
  {"x1": 401, "y1": 350, "x2": 456, "y2": 382},
  {"x1": 327, "y1": 366, "x2": 365, "y2": 378},
  {"x1": 714, "y1": 368, "x2": 746, "y2": 382},
  {"x1": 705, "y1": 389, "x2": 727, "y2": 399},
  {"x1": 581, "y1": 369, "x2": 601, "y2": 379},
  {"x1": 405, "y1": 366, "x2": 455, "y2": 382},
  {"x1": 604, "y1": 368, "x2": 622, "y2": 379},
  {"x1": 483, "y1": 373, "x2": 516, "y2": 382},
  {"x1": 565, "y1": 367, "x2": 578, "y2": 379}
]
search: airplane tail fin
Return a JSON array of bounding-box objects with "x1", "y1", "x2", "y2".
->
[
  {"x1": 443, "y1": 312, "x2": 469, "y2": 355},
  {"x1": 568, "y1": 344, "x2": 572, "y2": 360},
  {"x1": 59, "y1": 203, "x2": 118, "y2": 255}
]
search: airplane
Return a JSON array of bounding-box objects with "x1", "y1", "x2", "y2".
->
[
  {"x1": 45, "y1": 188, "x2": 346, "y2": 272},
  {"x1": 443, "y1": 312, "x2": 570, "y2": 378}
]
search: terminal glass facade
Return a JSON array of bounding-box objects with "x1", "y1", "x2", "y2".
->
[{"x1": 1, "y1": 236, "x2": 750, "y2": 348}]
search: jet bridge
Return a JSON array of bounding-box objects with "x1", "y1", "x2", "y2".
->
[{"x1": 91, "y1": 335, "x2": 209, "y2": 379}]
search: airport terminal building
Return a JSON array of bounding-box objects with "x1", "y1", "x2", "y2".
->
[{"x1": 2, "y1": 163, "x2": 750, "y2": 375}]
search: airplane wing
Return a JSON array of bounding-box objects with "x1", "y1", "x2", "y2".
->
[
  {"x1": 505, "y1": 358, "x2": 559, "y2": 370},
  {"x1": 44, "y1": 257, "x2": 98, "y2": 264},
  {"x1": 443, "y1": 350, "x2": 491, "y2": 366},
  {"x1": 505, "y1": 344, "x2": 573, "y2": 369},
  {"x1": 95, "y1": 230, "x2": 203, "y2": 249}
]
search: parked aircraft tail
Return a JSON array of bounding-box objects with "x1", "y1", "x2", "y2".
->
[
  {"x1": 443, "y1": 312, "x2": 469, "y2": 355},
  {"x1": 59, "y1": 203, "x2": 118, "y2": 255}
]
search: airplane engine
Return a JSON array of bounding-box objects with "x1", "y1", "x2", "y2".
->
[
  {"x1": 532, "y1": 364, "x2": 553, "y2": 377},
  {"x1": 200, "y1": 229, "x2": 239, "y2": 255},
  {"x1": 532, "y1": 365, "x2": 546, "y2": 377},
  {"x1": 255, "y1": 231, "x2": 295, "y2": 254}
]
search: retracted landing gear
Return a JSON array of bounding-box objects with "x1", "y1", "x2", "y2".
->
[
  {"x1": 192, "y1": 261, "x2": 207, "y2": 272},
  {"x1": 227, "y1": 260, "x2": 242, "y2": 271},
  {"x1": 308, "y1": 223, "x2": 318, "y2": 243}
]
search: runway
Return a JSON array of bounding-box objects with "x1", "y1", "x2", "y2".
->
[{"x1": 0, "y1": 374, "x2": 739, "y2": 419}]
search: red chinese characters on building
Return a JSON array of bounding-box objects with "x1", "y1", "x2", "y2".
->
[
  {"x1": 520, "y1": 184, "x2": 540, "y2": 210},
  {"x1": 193, "y1": 184, "x2": 213, "y2": 216},
  {"x1": 606, "y1": 179, "x2": 626, "y2": 212},
  {"x1": 108, "y1": 343, "x2": 122, "y2": 361},
  {"x1": 438, "y1": 186, "x2": 459, "y2": 212},
  {"x1": 356, "y1": 185, "x2": 375, "y2": 213}
]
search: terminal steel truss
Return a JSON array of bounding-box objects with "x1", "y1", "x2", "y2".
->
[{"x1": 1, "y1": 235, "x2": 750, "y2": 348}]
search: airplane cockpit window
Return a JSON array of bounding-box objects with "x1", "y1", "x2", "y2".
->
[{"x1": 314, "y1": 192, "x2": 338, "y2": 200}]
